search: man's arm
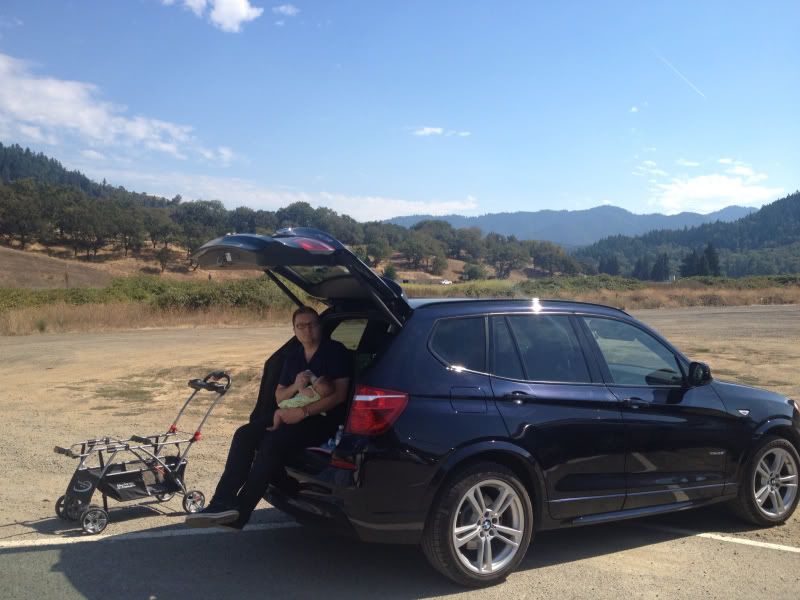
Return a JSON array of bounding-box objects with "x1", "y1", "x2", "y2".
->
[{"x1": 303, "y1": 377, "x2": 349, "y2": 416}]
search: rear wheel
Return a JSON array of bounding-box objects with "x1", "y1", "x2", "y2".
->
[
  {"x1": 422, "y1": 462, "x2": 533, "y2": 587},
  {"x1": 56, "y1": 496, "x2": 84, "y2": 521},
  {"x1": 731, "y1": 436, "x2": 799, "y2": 526}
]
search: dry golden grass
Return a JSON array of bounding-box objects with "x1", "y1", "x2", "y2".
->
[
  {"x1": 3, "y1": 286, "x2": 798, "y2": 336},
  {"x1": 0, "y1": 302, "x2": 295, "y2": 335},
  {"x1": 571, "y1": 286, "x2": 800, "y2": 311}
]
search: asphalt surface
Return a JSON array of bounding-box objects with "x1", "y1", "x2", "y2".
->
[{"x1": 1, "y1": 506, "x2": 798, "y2": 600}]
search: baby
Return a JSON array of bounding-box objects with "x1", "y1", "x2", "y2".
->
[{"x1": 267, "y1": 375, "x2": 334, "y2": 431}]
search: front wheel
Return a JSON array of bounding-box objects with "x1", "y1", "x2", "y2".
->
[
  {"x1": 183, "y1": 490, "x2": 205, "y2": 514},
  {"x1": 421, "y1": 462, "x2": 533, "y2": 587},
  {"x1": 731, "y1": 436, "x2": 799, "y2": 526},
  {"x1": 80, "y1": 505, "x2": 109, "y2": 535}
]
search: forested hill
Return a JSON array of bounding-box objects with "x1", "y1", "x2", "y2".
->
[
  {"x1": 576, "y1": 191, "x2": 800, "y2": 277},
  {"x1": 0, "y1": 142, "x2": 172, "y2": 208},
  {"x1": 387, "y1": 204, "x2": 756, "y2": 247}
]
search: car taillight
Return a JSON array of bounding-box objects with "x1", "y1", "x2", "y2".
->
[
  {"x1": 345, "y1": 385, "x2": 408, "y2": 436},
  {"x1": 284, "y1": 237, "x2": 335, "y2": 253}
]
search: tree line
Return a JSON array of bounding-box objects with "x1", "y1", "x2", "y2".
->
[{"x1": 3, "y1": 142, "x2": 798, "y2": 280}]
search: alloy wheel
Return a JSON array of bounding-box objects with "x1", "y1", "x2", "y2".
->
[
  {"x1": 451, "y1": 479, "x2": 525, "y2": 575},
  {"x1": 752, "y1": 447, "x2": 799, "y2": 518}
]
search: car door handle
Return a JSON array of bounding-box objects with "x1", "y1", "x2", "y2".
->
[
  {"x1": 620, "y1": 397, "x2": 648, "y2": 409},
  {"x1": 502, "y1": 391, "x2": 536, "y2": 405}
]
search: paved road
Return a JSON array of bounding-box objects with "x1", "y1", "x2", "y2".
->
[{"x1": 1, "y1": 505, "x2": 799, "y2": 600}]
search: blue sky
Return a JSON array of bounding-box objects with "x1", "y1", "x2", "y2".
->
[{"x1": 0, "y1": 1, "x2": 797, "y2": 221}]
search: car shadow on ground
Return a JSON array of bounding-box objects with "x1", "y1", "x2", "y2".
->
[{"x1": 1, "y1": 505, "x2": 785, "y2": 599}]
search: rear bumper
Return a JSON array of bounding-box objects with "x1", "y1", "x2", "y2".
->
[{"x1": 265, "y1": 449, "x2": 424, "y2": 545}]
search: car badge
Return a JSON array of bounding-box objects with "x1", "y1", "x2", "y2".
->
[{"x1": 737, "y1": 409, "x2": 750, "y2": 416}]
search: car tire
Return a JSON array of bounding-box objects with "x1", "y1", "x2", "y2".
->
[
  {"x1": 421, "y1": 462, "x2": 533, "y2": 587},
  {"x1": 730, "y1": 435, "x2": 800, "y2": 526}
]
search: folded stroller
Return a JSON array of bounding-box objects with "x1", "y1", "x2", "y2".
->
[{"x1": 53, "y1": 371, "x2": 230, "y2": 534}]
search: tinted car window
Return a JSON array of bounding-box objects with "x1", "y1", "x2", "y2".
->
[
  {"x1": 583, "y1": 317, "x2": 683, "y2": 386},
  {"x1": 330, "y1": 318, "x2": 368, "y2": 350},
  {"x1": 430, "y1": 317, "x2": 486, "y2": 372},
  {"x1": 506, "y1": 315, "x2": 590, "y2": 383},
  {"x1": 490, "y1": 316, "x2": 525, "y2": 380}
]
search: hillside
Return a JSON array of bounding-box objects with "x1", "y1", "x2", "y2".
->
[
  {"x1": 577, "y1": 191, "x2": 800, "y2": 277},
  {"x1": 387, "y1": 205, "x2": 756, "y2": 247}
]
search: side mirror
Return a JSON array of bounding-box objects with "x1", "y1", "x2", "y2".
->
[{"x1": 687, "y1": 361, "x2": 712, "y2": 387}]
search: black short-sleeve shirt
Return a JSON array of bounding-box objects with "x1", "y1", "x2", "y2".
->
[{"x1": 279, "y1": 338, "x2": 352, "y2": 388}]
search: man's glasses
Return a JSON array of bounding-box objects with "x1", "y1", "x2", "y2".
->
[{"x1": 294, "y1": 321, "x2": 319, "y2": 331}]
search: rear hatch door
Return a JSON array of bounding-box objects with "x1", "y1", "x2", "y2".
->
[{"x1": 191, "y1": 227, "x2": 411, "y2": 327}]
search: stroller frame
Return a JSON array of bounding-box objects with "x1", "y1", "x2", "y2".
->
[{"x1": 53, "y1": 371, "x2": 230, "y2": 534}]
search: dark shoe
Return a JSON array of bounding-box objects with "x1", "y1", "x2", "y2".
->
[{"x1": 185, "y1": 503, "x2": 239, "y2": 528}]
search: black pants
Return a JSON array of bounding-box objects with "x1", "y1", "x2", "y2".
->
[{"x1": 212, "y1": 415, "x2": 339, "y2": 525}]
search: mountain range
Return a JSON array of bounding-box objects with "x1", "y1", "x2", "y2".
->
[{"x1": 387, "y1": 205, "x2": 756, "y2": 247}]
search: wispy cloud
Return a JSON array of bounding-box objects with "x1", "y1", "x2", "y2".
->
[
  {"x1": 676, "y1": 158, "x2": 700, "y2": 167},
  {"x1": 630, "y1": 106, "x2": 639, "y2": 113},
  {"x1": 74, "y1": 166, "x2": 481, "y2": 221},
  {"x1": 411, "y1": 126, "x2": 470, "y2": 137},
  {"x1": 652, "y1": 49, "x2": 706, "y2": 99},
  {"x1": 412, "y1": 127, "x2": 444, "y2": 137},
  {"x1": 0, "y1": 15, "x2": 23, "y2": 28},
  {"x1": 0, "y1": 52, "x2": 235, "y2": 165},
  {"x1": 718, "y1": 157, "x2": 734, "y2": 164},
  {"x1": 161, "y1": 0, "x2": 263, "y2": 33},
  {"x1": 272, "y1": 4, "x2": 299, "y2": 17},
  {"x1": 633, "y1": 159, "x2": 668, "y2": 178}
]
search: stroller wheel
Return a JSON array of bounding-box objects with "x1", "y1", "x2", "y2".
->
[
  {"x1": 80, "y1": 505, "x2": 109, "y2": 535},
  {"x1": 57, "y1": 496, "x2": 84, "y2": 521},
  {"x1": 155, "y1": 492, "x2": 175, "y2": 502},
  {"x1": 183, "y1": 490, "x2": 205, "y2": 514},
  {"x1": 55, "y1": 495, "x2": 69, "y2": 520}
]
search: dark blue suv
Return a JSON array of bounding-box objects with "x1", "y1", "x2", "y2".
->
[{"x1": 193, "y1": 228, "x2": 800, "y2": 587}]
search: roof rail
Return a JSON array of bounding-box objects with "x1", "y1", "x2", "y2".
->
[{"x1": 414, "y1": 297, "x2": 630, "y2": 316}]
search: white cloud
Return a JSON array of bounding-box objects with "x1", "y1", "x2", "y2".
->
[
  {"x1": 412, "y1": 127, "x2": 444, "y2": 136},
  {"x1": 718, "y1": 157, "x2": 734, "y2": 164},
  {"x1": 81, "y1": 149, "x2": 107, "y2": 161},
  {"x1": 411, "y1": 127, "x2": 470, "y2": 137},
  {"x1": 676, "y1": 158, "x2": 700, "y2": 167},
  {"x1": 630, "y1": 106, "x2": 639, "y2": 113},
  {"x1": 0, "y1": 52, "x2": 234, "y2": 164},
  {"x1": 76, "y1": 167, "x2": 480, "y2": 221},
  {"x1": 272, "y1": 4, "x2": 299, "y2": 17},
  {"x1": 642, "y1": 160, "x2": 657, "y2": 167},
  {"x1": 648, "y1": 174, "x2": 782, "y2": 214},
  {"x1": 162, "y1": 0, "x2": 263, "y2": 32}
]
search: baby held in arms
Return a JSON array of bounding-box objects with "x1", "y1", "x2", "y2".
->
[{"x1": 267, "y1": 374, "x2": 334, "y2": 431}]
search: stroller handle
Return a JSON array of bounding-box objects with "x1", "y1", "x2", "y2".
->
[{"x1": 188, "y1": 371, "x2": 231, "y2": 394}]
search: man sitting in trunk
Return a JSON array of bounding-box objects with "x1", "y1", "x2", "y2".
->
[{"x1": 186, "y1": 306, "x2": 351, "y2": 529}]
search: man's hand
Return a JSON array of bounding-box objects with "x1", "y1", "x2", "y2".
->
[
  {"x1": 293, "y1": 370, "x2": 312, "y2": 390},
  {"x1": 277, "y1": 407, "x2": 306, "y2": 425}
]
